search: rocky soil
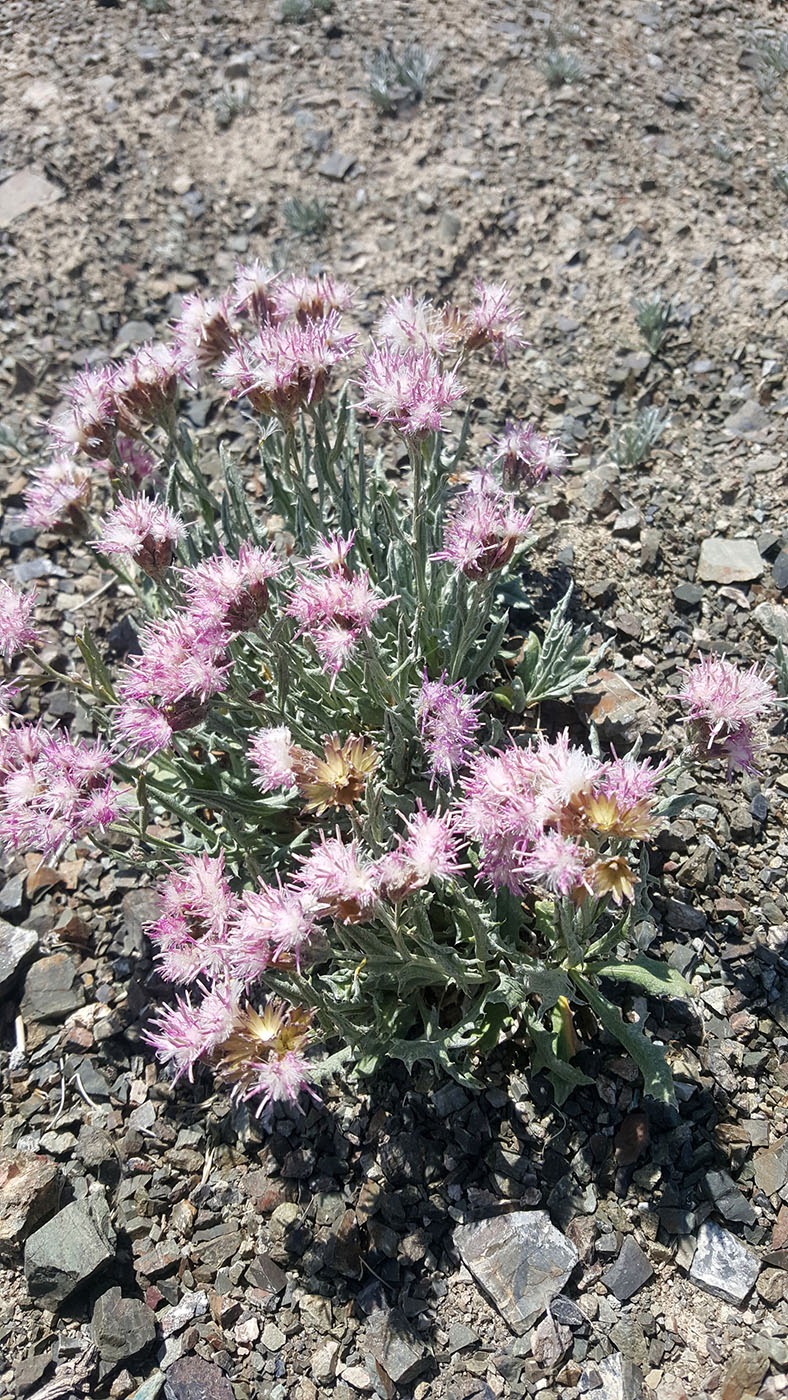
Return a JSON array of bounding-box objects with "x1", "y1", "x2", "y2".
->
[{"x1": 1, "y1": 1, "x2": 788, "y2": 1398}]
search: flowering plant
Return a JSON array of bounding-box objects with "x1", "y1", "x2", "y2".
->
[{"x1": 2, "y1": 270, "x2": 778, "y2": 1114}]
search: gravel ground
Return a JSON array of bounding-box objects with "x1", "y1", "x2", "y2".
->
[{"x1": 1, "y1": 1, "x2": 788, "y2": 1397}]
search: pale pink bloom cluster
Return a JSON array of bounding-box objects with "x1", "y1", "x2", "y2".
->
[
  {"x1": 490, "y1": 421, "x2": 567, "y2": 490},
  {"x1": 415, "y1": 672, "x2": 482, "y2": 783},
  {"x1": 356, "y1": 344, "x2": 464, "y2": 438},
  {"x1": 285, "y1": 565, "x2": 394, "y2": 678},
  {"x1": 232, "y1": 260, "x2": 280, "y2": 324},
  {"x1": 143, "y1": 982, "x2": 239, "y2": 1083},
  {"x1": 272, "y1": 273, "x2": 353, "y2": 324},
  {"x1": 23, "y1": 456, "x2": 93, "y2": 531},
  {"x1": 248, "y1": 726, "x2": 299, "y2": 793},
  {"x1": 115, "y1": 543, "x2": 281, "y2": 754},
  {"x1": 48, "y1": 367, "x2": 119, "y2": 460},
  {"x1": 678, "y1": 656, "x2": 778, "y2": 774},
  {"x1": 433, "y1": 472, "x2": 533, "y2": 580},
  {"x1": 377, "y1": 292, "x2": 453, "y2": 357},
  {"x1": 172, "y1": 293, "x2": 237, "y2": 380},
  {"x1": 93, "y1": 498, "x2": 185, "y2": 577},
  {"x1": 115, "y1": 614, "x2": 230, "y2": 755},
  {"x1": 47, "y1": 346, "x2": 180, "y2": 470},
  {"x1": 0, "y1": 583, "x2": 40, "y2": 663},
  {"x1": 457, "y1": 731, "x2": 660, "y2": 898},
  {"x1": 462, "y1": 280, "x2": 525, "y2": 364},
  {"x1": 147, "y1": 852, "x2": 237, "y2": 983},
  {"x1": 217, "y1": 312, "x2": 357, "y2": 420},
  {"x1": 0, "y1": 724, "x2": 126, "y2": 857},
  {"x1": 229, "y1": 882, "x2": 321, "y2": 979},
  {"x1": 181, "y1": 543, "x2": 282, "y2": 634}
]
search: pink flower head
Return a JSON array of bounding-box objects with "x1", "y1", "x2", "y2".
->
[
  {"x1": 377, "y1": 292, "x2": 452, "y2": 357},
  {"x1": 598, "y1": 753, "x2": 666, "y2": 808},
  {"x1": 114, "y1": 701, "x2": 174, "y2": 756},
  {"x1": 229, "y1": 882, "x2": 319, "y2": 978},
  {"x1": 433, "y1": 472, "x2": 533, "y2": 580},
  {"x1": 248, "y1": 726, "x2": 299, "y2": 793},
  {"x1": 116, "y1": 614, "x2": 230, "y2": 750},
  {"x1": 297, "y1": 833, "x2": 379, "y2": 923},
  {"x1": 107, "y1": 435, "x2": 159, "y2": 486},
  {"x1": 457, "y1": 744, "x2": 542, "y2": 892},
  {"x1": 678, "y1": 656, "x2": 778, "y2": 775},
  {"x1": 113, "y1": 342, "x2": 180, "y2": 433},
  {"x1": 23, "y1": 456, "x2": 93, "y2": 531},
  {"x1": 307, "y1": 531, "x2": 356, "y2": 578},
  {"x1": 0, "y1": 583, "x2": 40, "y2": 662},
  {"x1": 173, "y1": 293, "x2": 237, "y2": 378},
  {"x1": 414, "y1": 672, "x2": 482, "y2": 784},
  {"x1": 272, "y1": 273, "x2": 354, "y2": 325},
  {"x1": 242, "y1": 1048, "x2": 314, "y2": 1111},
  {"x1": 233, "y1": 260, "x2": 279, "y2": 325},
  {"x1": 159, "y1": 851, "x2": 237, "y2": 938},
  {"x1": 400, "y1": 803, "x2": 462, "y2": 884},
  {"x1": 356, "y1": 344, "x2": 465, "y2": 438},
  {"x1": 529, "y1": 730, "x2": 602, "y2": 826},
  {"x1": 0, "y1": 725, "x2": 126, "y2": 858},
  {"x1": 0, "y1": 682, "x2": 20, "y2": 716},
  {"x1": 461, "y1": 280, "x2": 525, "y2": 364},
  {"x1": 216, "y1": 312, "x2": 357, "y2": 421},
  {"x1": 490, "y1": 421, "x2": 567, "y2": 490},
  {"x1": 49, "y1": 366, "x2": 118, "y2": 460},
  {"x1": 520, "y1": 831, "x2": 589, "y2": 897},
  {"x1": 143, "y1": 982, "x2": 239, "y2": 1083},
  {"x1": 182, "y1": 543, "x2": 282, "y2": 634},
  {"x1": 94, "y1": 497, "x2": 185, "y2": 578},
  {"x1": 286, "y1": 569, "x2": 394, "y2": 677}
]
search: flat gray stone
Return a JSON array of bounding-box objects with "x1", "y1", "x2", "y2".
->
[
  {"x1": 0, "y1": 921, "x2": 39, "y2": 998},
  {"x1": 602, "y1": 1237, "x2": 654, "y2": 1301},
  {"x1": 754, "y1": 601, "x2": 788, "y2": 643},
  {"x1": 581, "y1": 1352, "x2": 644, "y2": 1399},
  {"x1": 723, "y1": 399, "x2": 769, "y2": 436},
  {"x1": 454, "y1": 1210, "x2": 578, "y2": 1334},
  {"x1": 365, "y1": 1306, "x2": 429, "y2": 1384},
  {"x1": 702, "y1": 1170, "x2": 757, "y2": 1227},
  {"x1": 0, "y1": 167, "x2": 63, "y2": 227},
  {"x1": 0, "y1": 1147, "x2": 62, "y2": 1260},
  {"x1": 317, "y1": 150, "x2": 355, "y2": 181},
  {"x1": 697, "y1": 537, "x2": 764, "y2": 585},
  {"x1": 24, "y1": 1197, "x2": 115, "y2": 1308},
  {"x1": 164, "y1": 1357, "x2": 234, "y2": 1400},
  {"x1": 754, "y1": 1143, "x2": 788, "y2": 1198},
  {"x1": 689, "y1": 1221, "x2": 760, "y2": 1305},
  {"x1": 92, "y1": 1286, "x2": 156, "y2": 1365},
  {"x1": 20, "y1": 952, "x2": 84, "y2": 1021}
]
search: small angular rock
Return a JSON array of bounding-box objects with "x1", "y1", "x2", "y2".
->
[
  {"x1": 689, "y1": 1221, "x2": 760, "y2": 1305},
  {"x1": 164, "y1": 1356, "x2": 234, "y2": 1400},
  {"x1": 0, "y1": 1148, "x2": 61, "y2": 1260},
  {"x1": 92, "y1": 1286, "x2": 156, "y2": 1365},
  {"x1": 0, "y1": 167, "x2": 63, "y2": 227},
  {"x1": 697, "y1": 537, "x2": 764, "y2": 585},
  {"x1": 754, "y1": 601, "x2": 788, "y2": 643},
  {"x1": 25, "y1": 1198, "x2": 115, "y2": 1308},
  {"x1": 21, "y1": 951, "x2": 85, "y2": 1021},
  {"x1": 754, "y1": 1143, "x2": 788, "y2": 1198},
  {"x1": 365, "y1": 1306, "x2": 429, "y2": 1384},
  {"x1": 454, "y1": 1210, "x2": 578, "y2": 1334},
  {"x1": 0, "y1": 921, "x2": 39, "y2": 997},
  {"x1": 581, "y1": 1352, "x2": 644, "y2": 1399},
  {"x1": 702, "y1": 1169, "x2": 757, "y2": 1227},
  {"x1": 602, "y1": 1236, "x2": 654, "y2": 1301}
]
